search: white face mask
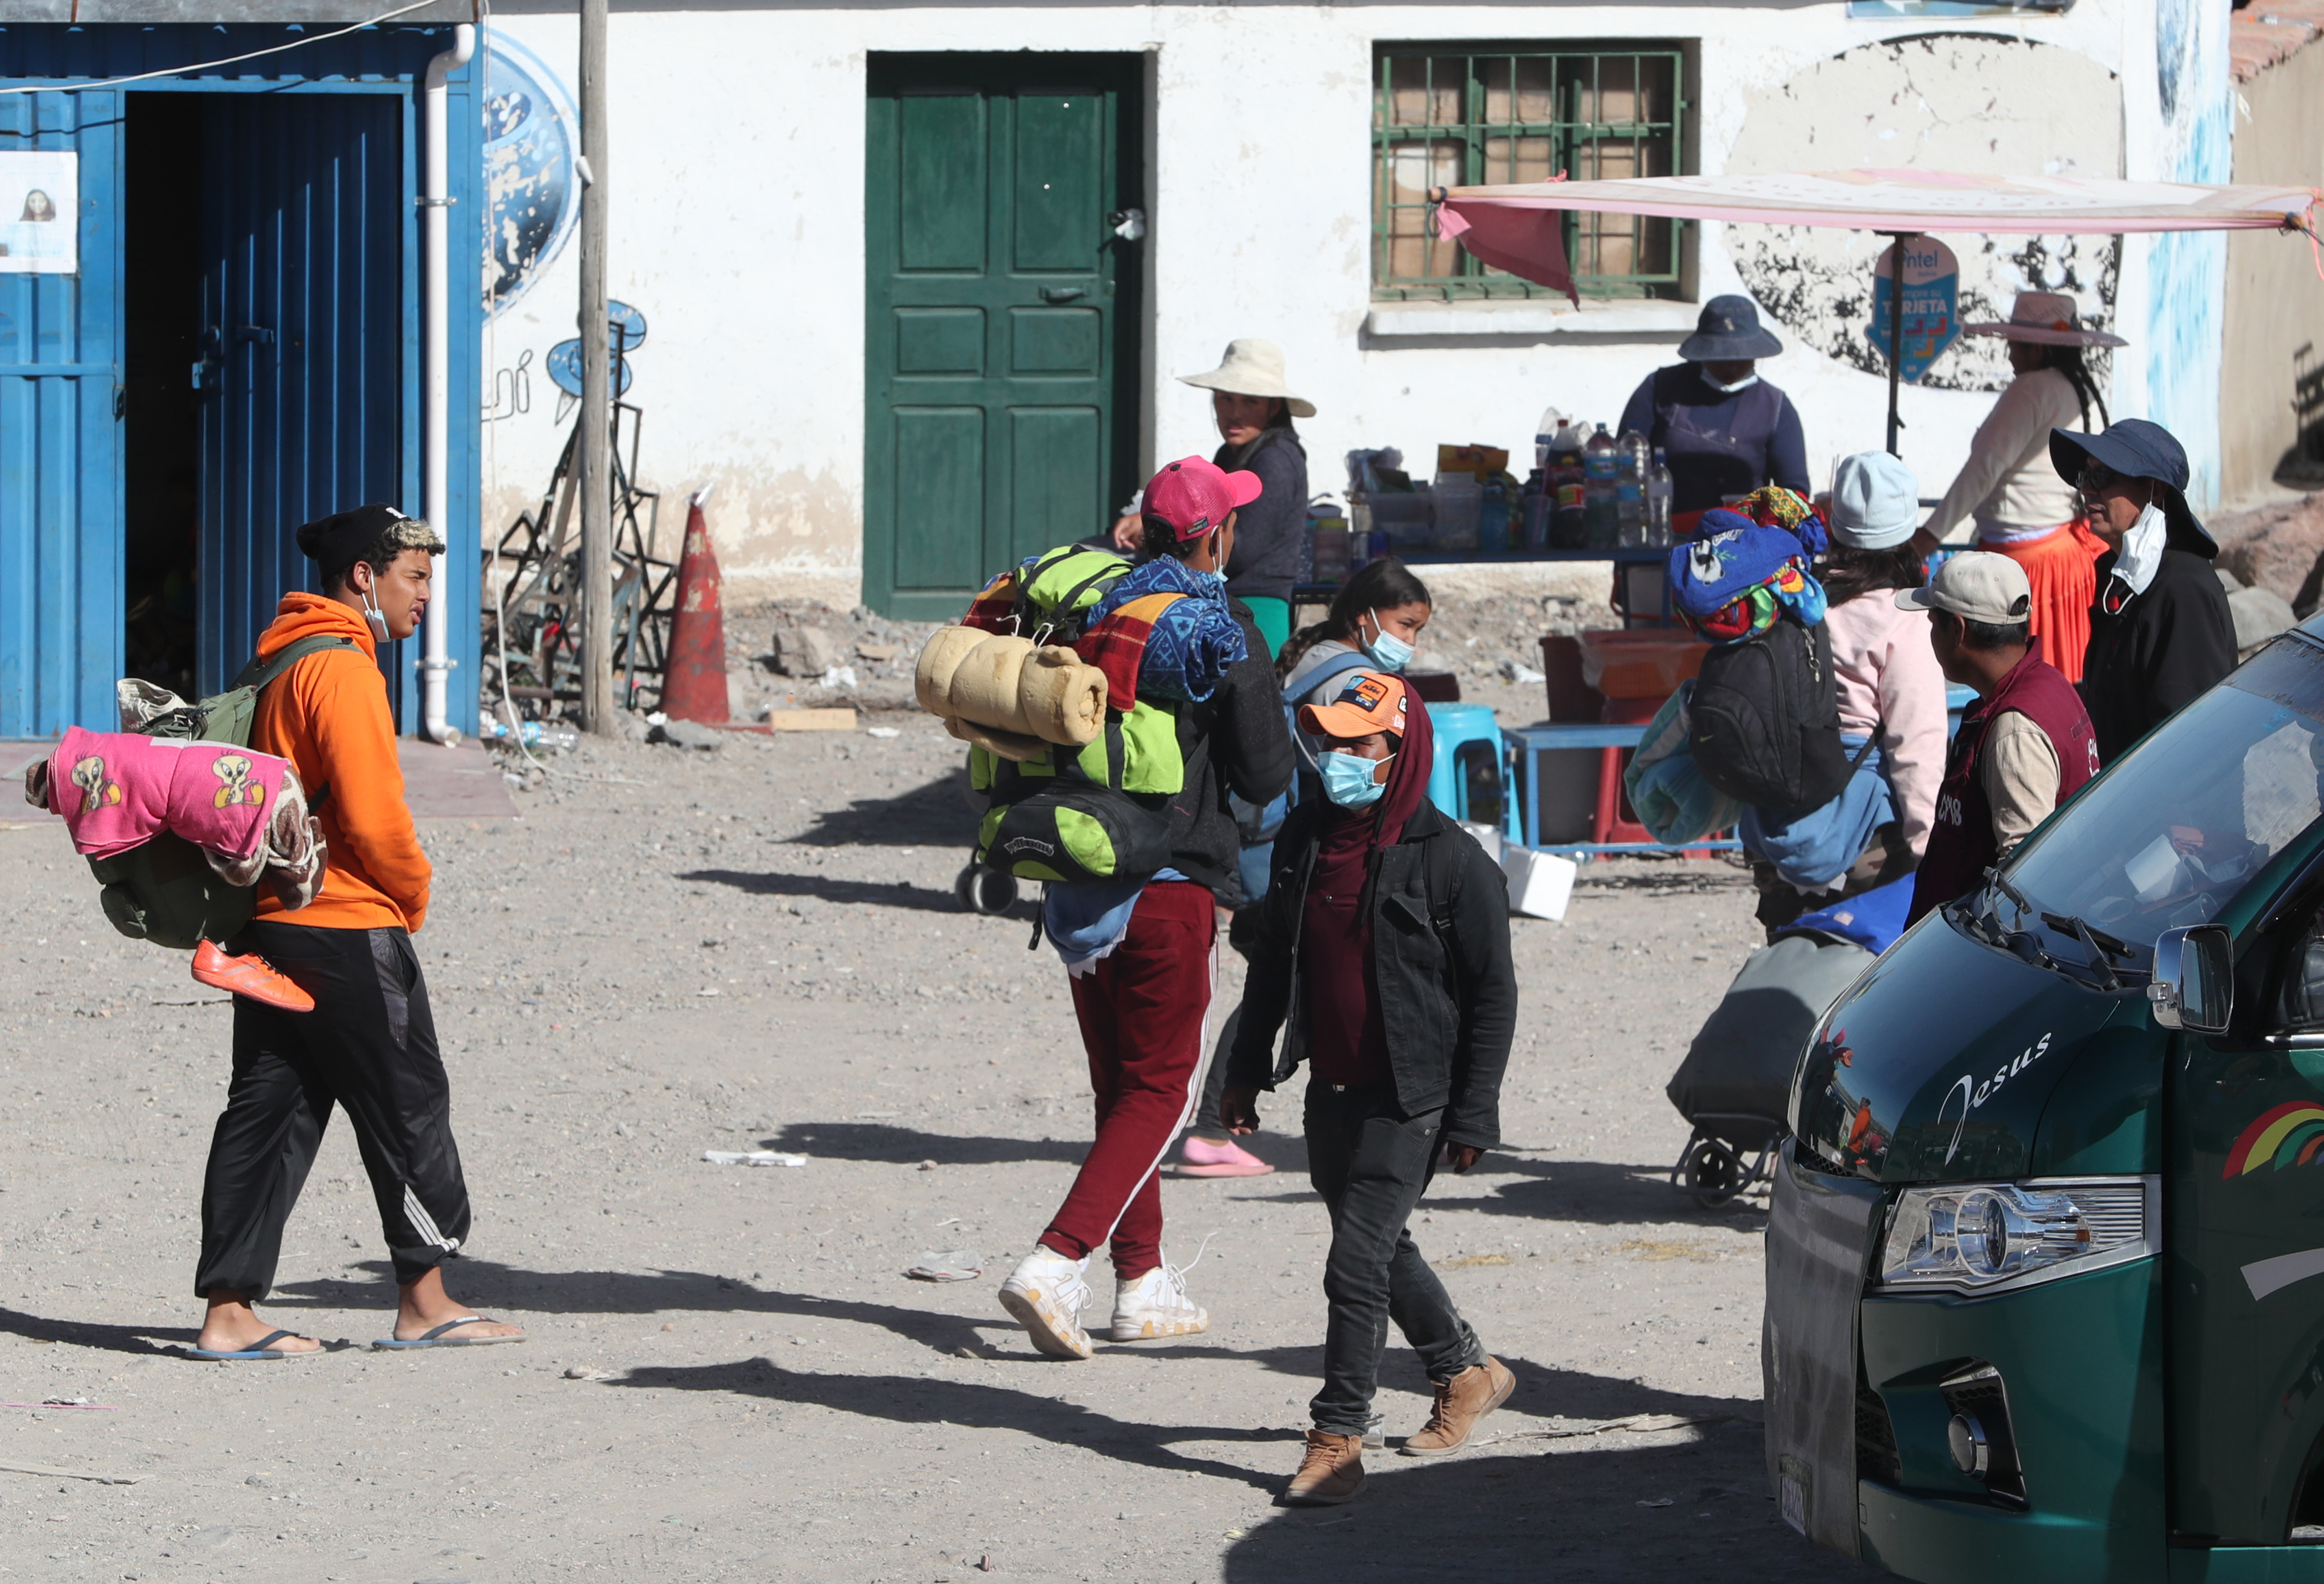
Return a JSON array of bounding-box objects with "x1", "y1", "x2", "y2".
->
[
  {"x1": 2107, "y1": 496, "x2": 2169, "y2": 604},
  {"x1": 1702, "y1": 370, "x2": 1760, "y2": 395},
  {"x1": 356, "y1": 575, "x2": 391, "y2": 643}
]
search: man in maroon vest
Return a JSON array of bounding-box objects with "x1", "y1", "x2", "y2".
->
[{"x1": 1900, "y1": 552, "x2": 2099, "y2": 926}]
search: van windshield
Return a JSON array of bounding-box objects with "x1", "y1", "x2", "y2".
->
[{"x1": 2001, "y1": 637, "x2": 2324, "y2": 957}]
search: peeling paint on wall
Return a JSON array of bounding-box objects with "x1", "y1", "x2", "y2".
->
[{"x1": 1724, "y1": 35, "x2": 2123, "y2": 395}]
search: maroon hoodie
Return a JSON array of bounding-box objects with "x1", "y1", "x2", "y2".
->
[{"x1": 1302, "y1": 701, "x2": 1436, "y2": 1086}]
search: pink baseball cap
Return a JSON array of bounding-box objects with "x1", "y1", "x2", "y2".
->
[{"x1": 1143, "y1": 456, "x2": 1262, "y2": 542}]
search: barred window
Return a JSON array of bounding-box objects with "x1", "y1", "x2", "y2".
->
[{"x1": 1372, "y1": 43, "x2": 1691, "y2": 301}]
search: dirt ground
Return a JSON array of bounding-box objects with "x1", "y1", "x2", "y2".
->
[{"x1": 0, "y1": 710, "x2": 1875, "y2": 1584}]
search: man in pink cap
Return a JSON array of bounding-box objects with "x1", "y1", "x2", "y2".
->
[{"x1": 998, "y1": 457, "x2": 1293, "y2": 1359}]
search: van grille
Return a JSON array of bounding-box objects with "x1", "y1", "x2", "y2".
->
[{"x1": 1856, "y1": 1383, "x2": 1901, "y2": 1487}]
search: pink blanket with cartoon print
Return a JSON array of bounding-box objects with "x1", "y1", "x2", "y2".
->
[{"x1": 45, "y1": 727, "x2": 291, "y2": 863}]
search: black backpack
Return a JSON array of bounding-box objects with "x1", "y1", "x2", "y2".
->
[{"x1": 1687, "y1": 615, "x2": 1852, "y2": 819}]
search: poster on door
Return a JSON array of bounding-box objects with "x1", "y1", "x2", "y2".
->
[{"x1": 0, "y1": 152, "x2": 75, "y2": 273}]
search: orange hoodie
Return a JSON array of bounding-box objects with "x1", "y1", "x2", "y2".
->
[{"x1": 247, "y1": 593, "x2": 431, "y2": 932}]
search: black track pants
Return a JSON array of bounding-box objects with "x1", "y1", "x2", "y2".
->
[{"x1": 195, "y1": 921, "x2": 472, "y2": 1300}]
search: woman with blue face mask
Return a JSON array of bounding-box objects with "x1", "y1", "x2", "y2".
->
[
  {"x1": 1218, "y1": 669, "x2": 1520, "y2": 1506},
  {"x1": 1615, "y1": 295, "x2": 1809, "y2": 533},
  {"x1": 1274, "y1": 559, "x2": 1434, "y2": 798}
]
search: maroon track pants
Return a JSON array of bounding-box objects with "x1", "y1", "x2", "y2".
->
[{"x1": 1038, "y1": 881, "x2": 1217, "y2": 1279}]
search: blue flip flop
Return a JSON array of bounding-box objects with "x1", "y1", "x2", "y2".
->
[
  {"x1": 370, "y1": 1316, "x2": 523, "y2": 1351},
  {"x1": 186, "y1": 1328, "x2": 314, "y2": 1362}
]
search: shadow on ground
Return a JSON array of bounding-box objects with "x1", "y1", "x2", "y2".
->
[
  {"x1": 678, "y1": 869, "x2": 960, "y2": 914},
  {"x1": 789, "y1": 773, "x2": 978, "y2": 850},
  {"x1": 1220, "y1": 1420, "x2": 1871, "y2": 1583},
  {"x1": 757, "y1": 1119, "x2": 1090, "y2": 1166}
]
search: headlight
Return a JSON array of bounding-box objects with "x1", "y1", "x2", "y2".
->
[{"x1": 1877, "y1": 1177, "x2": 2157, "y2": 1295}]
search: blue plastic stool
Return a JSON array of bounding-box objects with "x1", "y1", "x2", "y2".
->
[{"x1": 1426, "y1": 702, "x2": 1505, "y2": 830}]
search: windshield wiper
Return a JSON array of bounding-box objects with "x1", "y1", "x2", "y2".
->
[{"x1": 2041, "y1": 910, "x2": 2131, "y2": 992}]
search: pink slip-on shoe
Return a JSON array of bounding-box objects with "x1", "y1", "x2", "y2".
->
[{"x1": 1178, "y1": 1136, "x2": 1274, "y2": 1178}]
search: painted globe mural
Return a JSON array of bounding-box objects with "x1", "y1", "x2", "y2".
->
[{"x1": 481, "y1": 34, "x2": 579, "y2": 319}]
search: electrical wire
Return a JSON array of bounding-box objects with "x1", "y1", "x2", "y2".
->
[{"x1": 0, "y1": 0, "x2": 442, "y2": 95}]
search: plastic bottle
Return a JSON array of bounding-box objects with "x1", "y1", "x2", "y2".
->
[
  {"x1": 1647, "y1": 449, "x2": 1675, "y2": 547},
  {"x1": 1521, "y1": 470, "x2": 1550, "y2": 550},
  {"x1": 1615, "y1": 427, "x2": 1648, "y2": 547},
  {"x1": 1551, "y1": 422, "x2": 1587, "y2": 548},
  {"x1": 1533, "y1": 405, "x2": 1568, "y2": 477},
  {"x1": 1582, "y1": 424, "x2": 1620, "y2": 549},
  {"x1": 482, "y1": 718, "x2": 579, "y2": 751}
]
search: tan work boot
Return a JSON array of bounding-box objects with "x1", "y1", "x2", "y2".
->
[
  {"x1": 1284, "y1": 1429, "x2": 1367, "y2": 1506},
  {"x1": 1400, "y1": 1356, "x2": 1516, "y2": 1457}
]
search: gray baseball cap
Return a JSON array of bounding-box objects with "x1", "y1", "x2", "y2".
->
[{"x1": 1896, "y1": 551, "x2": 2032, "y2": 625}]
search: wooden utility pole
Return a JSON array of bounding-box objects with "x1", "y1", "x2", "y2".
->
[{"x1": 578, "y1": 0, "x2": 615, "y2": 732}]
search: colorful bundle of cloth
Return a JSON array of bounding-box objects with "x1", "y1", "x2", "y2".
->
[
  {"x1": 1078, "y1": 556, "x2": 1247, "y2": 705},
  {"x1": 1667, "y1": 495, "x2": 1829, "y2": 643},
  {"x1": 24, "y1": 725, "x2": 327, "y2": 909}
]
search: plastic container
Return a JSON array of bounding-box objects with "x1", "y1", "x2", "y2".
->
[
  {"x1": 1503, "y1": 845, "x2": 1577, "y2": 921},
  {"x1": 1478, "y1": 482, "x2": 1510, "y2": 554},
  {"x1": 1534, "y1": 405, "x2": 1568, "y2": 477},
  {"x1": 1311, "y1": 523, "x2": 1351, "y2": 584},
  {"x1": 1616, "y1": 427, "x2": 1649, "y2": 547},
  {"x1": 1647, "y1": 449, "x2": 1675, "y2": 548},
  {"x1": 1575, "y1": 627, "x2": 1709, "y2": 706},
  {"x1": 1582, "y1": 425, "x2": 1620, "y2": 549},
  {"x1": 481, "y1": 718, "x2": 579, "y2": 751},
  {"x1": 1551, "y1": 424, "x2": 1587, "y2": 548},
  {"x1": 1520, "y1": 472, "x2": 1550, "y2": 551},
  {"x1": 1366, "y1": 490, "x2": 1433, "y2": 548},
  {"x1": 1431, "y1": 473, "x2": 1482, "y2": 552}
]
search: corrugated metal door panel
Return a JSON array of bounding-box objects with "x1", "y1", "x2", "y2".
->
[
  {"x1": 197, "y1": 92, "x2": 402, "y2": 696},
  {"x1": 0, "y1": 87, "x2": 122, "y2": 738}
]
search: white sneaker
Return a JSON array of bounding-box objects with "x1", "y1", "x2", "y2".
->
[
  {"x1": 1110, "y1": 1250, "x2": 1211, "y2": 1341},
  {"x1": 999, "y1": 1249, "x2": 1094, "y2": 1360}
]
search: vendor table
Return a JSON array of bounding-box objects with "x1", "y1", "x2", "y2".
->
[{"x1": 1501, "y1": 721, "x2": 1743, "y2": 857}]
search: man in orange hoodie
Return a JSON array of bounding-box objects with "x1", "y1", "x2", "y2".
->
[{"x1": 190, "y1": 504, "x2": 522, "y2": 1360}]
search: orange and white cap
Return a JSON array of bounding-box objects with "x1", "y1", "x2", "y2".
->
[{"x1": 1298, "y1": 670, "x2": 1410, "y2": 741}]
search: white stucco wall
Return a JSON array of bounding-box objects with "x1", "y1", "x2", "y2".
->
[{"x1": 479, "y1": 0, "x2": 2173, "y2": 609}]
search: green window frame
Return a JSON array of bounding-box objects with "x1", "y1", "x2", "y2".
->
[{"x1": 1372, "y1": 43, "x2": 1691, "y2": 302}]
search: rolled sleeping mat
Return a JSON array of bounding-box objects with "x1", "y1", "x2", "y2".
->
[
  {"x1": 942, "y1": 632, "x2": 1036, "y2": 735},
  {"x1": 944, "y1": 713, "x2": 1050, "y2": 762},
  {"x1": 1012, "y1": 645, "x2": 1107, "y2": 746},
  {"x1": 914, "y1": 625, "x2": 991, "y2": 716}
]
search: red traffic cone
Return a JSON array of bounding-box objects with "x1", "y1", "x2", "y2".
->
[{"x1": 660, "y1": 489, "x2": 730, "y2": 723}]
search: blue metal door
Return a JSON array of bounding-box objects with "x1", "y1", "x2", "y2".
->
[
  {"x1": 0, "y1": 89, "x2": 123, "y2": 738},
  {"x1": 196, "y1": 92, "x2": 406, "y2": 697}
]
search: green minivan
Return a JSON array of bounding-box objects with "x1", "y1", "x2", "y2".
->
[{"x1": 1766, "y1": 616, "x2": 2324, "y2": 1582}]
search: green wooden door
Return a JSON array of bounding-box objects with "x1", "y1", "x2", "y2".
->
[{"x1": 864, "y1": 54, "x2": 1142, "y2": 620}]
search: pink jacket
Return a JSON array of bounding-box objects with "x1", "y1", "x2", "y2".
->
[
  {"x1": 47, "y1": 727, "x2": 292, "y2": 863},
  {"x1": 1823, "y1": 594, "x2": 1947, "y2": 856}
]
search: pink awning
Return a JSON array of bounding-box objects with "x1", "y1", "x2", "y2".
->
[{"x1": 1434, "y1": 169, "x2": 2321, "y2": 303}]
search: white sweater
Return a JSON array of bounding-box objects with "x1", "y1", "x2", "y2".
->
[{"x1": 1923, "y1": 367, "x2": 2087, "y2": 543}]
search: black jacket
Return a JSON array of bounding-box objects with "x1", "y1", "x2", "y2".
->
[
  {"x1": 1216, "y1": 430, "x2": 1308, "y2": 605},
  {"x1": 1225, "y1": 796, "x2": 1517, "y2": 1149},
  {"x1": 1162, "y1": 596, "x2": 1294, "y2": 894},
  {"x1": 2080, "y1": 543, "x2": 2237, "y2": 763}
]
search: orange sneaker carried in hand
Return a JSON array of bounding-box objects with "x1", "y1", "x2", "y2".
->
[{"x1": 191, "y1": 939, "x2": 314, "y2": 1012}]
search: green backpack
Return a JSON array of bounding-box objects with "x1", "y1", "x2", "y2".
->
[
  {"x1": 91, "y1": 635, "x2": 357, "y2": 949},
  {"x1": 959, "y1": 546, "x2": 1188, "y2": 886}
]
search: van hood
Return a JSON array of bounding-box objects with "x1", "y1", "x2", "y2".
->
[{"x1": 1791, "y1": 906, "x2": 2158, "y2": 1184}]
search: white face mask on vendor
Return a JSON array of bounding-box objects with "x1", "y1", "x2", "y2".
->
[{"x1": 1702, "y1": 370, "x2": 1761, "y2": 395}]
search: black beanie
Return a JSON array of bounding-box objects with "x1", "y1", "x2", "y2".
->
[{"x1": 293, "y1": 504, "x2": 440, "y2": 575}]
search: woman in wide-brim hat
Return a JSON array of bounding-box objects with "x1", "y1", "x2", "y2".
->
[
  {"x1": 1615, "y1": 294, "x2": 1811, "y2": 535},
  {"x1": 1915, "y1": 291, "x2": 2127, "y2": 684},
  {"x1": 1178, "y1": 338, "x2": 1314, "y2": 660}
]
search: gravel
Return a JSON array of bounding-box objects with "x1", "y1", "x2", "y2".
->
[{"x1": 0, "y1": 718, "x2": 1868, "y2": 1583}]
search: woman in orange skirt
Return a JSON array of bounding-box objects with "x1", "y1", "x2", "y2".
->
[{"x1": 1915, "y1": 292, "x2": 2125, "y2": 683}]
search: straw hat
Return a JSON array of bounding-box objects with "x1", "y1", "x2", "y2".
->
[
  {"x1": 1176, "y1": 338, "x2": 1315, "y2": 417},
  {"x1": 1963, "y1": 290, "x2": 2127, "y2": 349}
]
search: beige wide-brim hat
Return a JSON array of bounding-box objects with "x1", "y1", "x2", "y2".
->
[
  {"x1": 1963, "y1": 290, "x2": 2128, "y2": 349},
  {"x1": 1176, "y1": 338, "x2": 1316, "y2": 418}
]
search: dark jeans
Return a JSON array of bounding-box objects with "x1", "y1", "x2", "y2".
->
[{"x1": 1305, "y1": 1080, "x2": 1485, "y2": 1436}]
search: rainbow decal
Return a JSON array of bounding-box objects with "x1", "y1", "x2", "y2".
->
[{"x1": 2223, "y1": 1103, "x2": 2324, "y2": 1180}]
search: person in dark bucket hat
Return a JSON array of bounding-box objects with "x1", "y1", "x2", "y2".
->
[
  {"x1": 1618, "y1": 293, "x2": 1808, "y2": 529},
  {"x1": 2049, "y1": 417, "x2": 2235, "y2": 762}
]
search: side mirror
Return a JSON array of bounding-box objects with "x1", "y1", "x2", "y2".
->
[{"x1": 2151, "y1": 924, "x2": 2233, "y2": 1034}]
